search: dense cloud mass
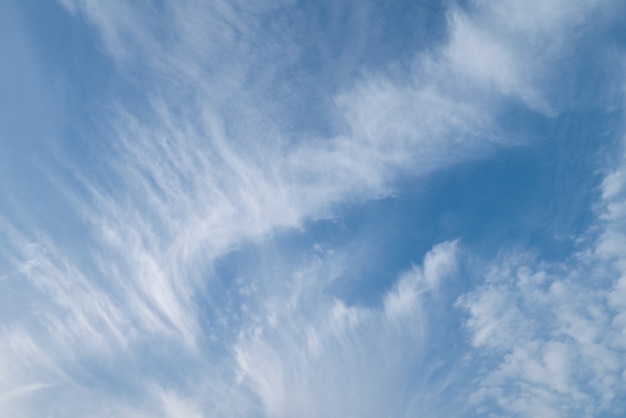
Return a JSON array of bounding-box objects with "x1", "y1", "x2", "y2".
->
[{"x1": 1, "y1": 0, "x2": 625, "y2": 417}]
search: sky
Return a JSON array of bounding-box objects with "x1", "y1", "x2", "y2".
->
[{"x1": 1, "y1": 0, "x2": 626, "y2": 417}]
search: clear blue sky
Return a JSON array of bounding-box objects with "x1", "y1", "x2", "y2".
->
[{"x1": 2, "y1": 0, "x2": 626, "y2": 417}]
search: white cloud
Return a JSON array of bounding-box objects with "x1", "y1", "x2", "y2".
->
[
  {"x1": 0, "y1": 0, "x2": 620, "y2": 416},
  {"x1": 234, "y1": 241, "x2": 460, "y2": 418},
  {"x1": 384, "y1": 240, "x2": 458, "y2": 321},
  {"x1": 458, "y1": 131, "x2": 626, "y2": 416}
]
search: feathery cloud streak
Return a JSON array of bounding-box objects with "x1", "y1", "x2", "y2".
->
[{"x1": 0, "y1": 0, "x2": 624, "y2": 416}]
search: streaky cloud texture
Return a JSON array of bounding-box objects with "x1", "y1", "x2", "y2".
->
[{"x1": 1, "y1": 0, "x2": 626, "y2": 417}]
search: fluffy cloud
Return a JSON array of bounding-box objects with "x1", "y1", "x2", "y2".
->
[{"x1": 458, "y1": 131, "x2": 626, "y2": 416}]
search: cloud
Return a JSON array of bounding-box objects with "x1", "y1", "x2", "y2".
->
[
  {"x1": 457, "y1": 129, "x2": 626, "y2": 416},
  {"x1": 234, "y1": 241, "x2": 461, "y2": 418},
  {"x1": 0, "y1": 0, "x2": 622, "y2": 416},
  {"x1": 384, "y1": 240, "x2": 458, "y2": 321},
  {"x1": 439, "y1": 0, "x2": 594, "y2": 113}
]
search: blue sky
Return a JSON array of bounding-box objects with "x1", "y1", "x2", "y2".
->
[{"x1": 2, "y1": 0, "x2": 626, "y2": 416}]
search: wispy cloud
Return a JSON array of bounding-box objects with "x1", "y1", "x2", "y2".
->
[
  {"x1": 234, "y1": 241, "x2": 461, "y2": 418},
  {"x1": 0, "y1": 0, "x2": 624, "y2": 416}
]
